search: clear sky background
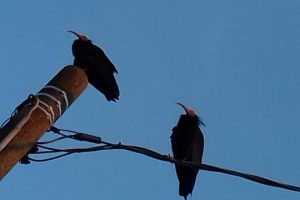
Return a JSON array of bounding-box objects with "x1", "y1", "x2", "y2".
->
[{"x1": 1, "y1": 1, "x2": 300, "y2": 200}]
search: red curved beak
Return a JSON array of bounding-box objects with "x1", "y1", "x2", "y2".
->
[
  {"x1": 176, "y1": 102, "x2": 196, "y2": 117},
  {"x1": 176, "y1": 102, "x2": 205, "y2": 126},
  {"x1": 67, "y1": 30, "x2": 88, "y2": 41}
]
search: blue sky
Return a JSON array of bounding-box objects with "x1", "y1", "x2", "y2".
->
[{"x1": 1, "y1": 1, "x2": 300, "y2": 199}]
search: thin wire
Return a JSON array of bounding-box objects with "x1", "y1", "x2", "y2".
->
[
  {"x1": 54, "y1": 127, "x2": 83, "y2": 135},
  {"x1": 37, "y1": 135, "x2": 72, "y2": 145},
  {"x1": 27, "y1": 127, "x2": 300, "y2": 193},
  {"x1": 0, "y1": 117, "x2": 11, "y2": 129},
  {"x1": 29, "y1": 152, "x2": 73, "y2": 162}
]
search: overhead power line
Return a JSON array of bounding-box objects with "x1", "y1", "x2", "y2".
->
[{"x1": 22, "y1": 126, "x2": 300, "y2": 193}]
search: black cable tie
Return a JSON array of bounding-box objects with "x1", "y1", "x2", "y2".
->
[
  {"x1": 48, "y1": 126, "x2": 60, "y2": 134},
  {"x1": 14, "y1": 94, "x2": 36, "y2": 113},
  {"x1": 29, "y1": 144, "x2": 39, "y2": 154},
  {"x1": 73, "y1": 133, "x2": 102, "y2": 144},
  {"x1": 19, "y1": 155, "x2": 31, "y2": 164},
  {"x1": 19, "y1": 144, "x2": 39, "y2": 165}
]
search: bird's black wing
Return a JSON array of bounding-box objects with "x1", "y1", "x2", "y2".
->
[
  {"x1": 93, "y1": 45, "x2": 118, "y2": 73},
  {"x1": 84, "y1": 44, "x2": 119, "y2": 101}
]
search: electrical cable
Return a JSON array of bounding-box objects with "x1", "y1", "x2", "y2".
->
[{"x1": 24, "y1": 126, "x2": 300, "y2": 193}]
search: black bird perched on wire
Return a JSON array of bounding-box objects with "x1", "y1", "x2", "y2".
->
[
  {"x1": 170, "y1": 103, "x2": 205, "y2": 200},
  {"x1": 68, "y1": 31, "x2": 120, "y2": 101}
]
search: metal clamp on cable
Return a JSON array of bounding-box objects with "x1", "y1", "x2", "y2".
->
[{"x1": 72, "y1": 133, "x2": 102, "y2": 144}]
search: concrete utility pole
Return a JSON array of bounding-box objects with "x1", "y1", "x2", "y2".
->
[{"x1": 0, "y1": 65, "x2": 88, "y2": 180}]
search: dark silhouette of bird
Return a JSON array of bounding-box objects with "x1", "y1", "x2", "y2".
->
[
  {"x1": 170, "y1": 103, "x2": 205, "y2": 200},
  {"x1": 68, "y1": 31, "x2": 119, "y2": 101}
]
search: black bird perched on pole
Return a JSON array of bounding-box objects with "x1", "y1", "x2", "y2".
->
[
  {"x1": 170, "y1": 103, "x2": 205, "y2": 200},
  {"x1": 68, "y1": 31, "x2": 120, "y2": 101}
]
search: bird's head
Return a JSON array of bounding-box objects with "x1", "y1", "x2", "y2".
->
[
  {"x1": 176, "y1": 102, "x2": 205, "y2": 127},
  {"x1": 68, "y1": 30, "x2": 90, "y2": 42},
  {"x1": 177, "y1": 102, "x2": 196, "y2": 117}
]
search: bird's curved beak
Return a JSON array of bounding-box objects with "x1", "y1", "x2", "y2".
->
[
  {"x1": 177, "y1": 102, "x2": 206, "y2": 126},
  {"x1": 68, "y1": 30, "x2": 80, "y2": 38},
  {"x1": 67, "y1": 30, "x2": 88, "y2": 41},
  {"x1": 176, "y1": 102, "x2": 196, "y2": 117}
]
